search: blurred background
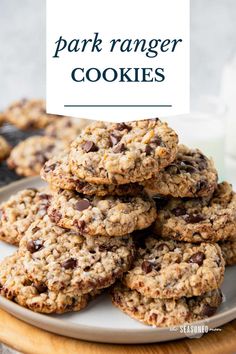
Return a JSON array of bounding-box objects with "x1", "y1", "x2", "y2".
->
[{"x1": 0, "y1": 0, "x2": 236, "y2": 183}]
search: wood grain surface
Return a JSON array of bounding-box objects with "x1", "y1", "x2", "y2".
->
[{"x1": 0, "y1": 309, "x2": 235, "y2": 354}]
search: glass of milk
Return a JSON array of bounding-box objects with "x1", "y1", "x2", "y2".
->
[
  {"x1": 221, "y1": 54, "x2": 236, "y2": 158},
  {"x1": 220, "y1": 53, "x2": 236, "y2": 186},
  {"x1": 164, "y1": 98, "x2": 226, "y2": 180}
]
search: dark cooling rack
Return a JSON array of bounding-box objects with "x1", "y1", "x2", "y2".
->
[{"x1": 0, "y1": 123, "x2": 42, "y2": 187}]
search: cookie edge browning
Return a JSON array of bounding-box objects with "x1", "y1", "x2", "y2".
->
[{"x1": 111, "y1": 282, "x2": 223, "y2": 327}]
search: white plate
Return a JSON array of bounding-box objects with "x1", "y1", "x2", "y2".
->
[{"x1": 0, "y1": 177, "x2": 236, "y2": 344}]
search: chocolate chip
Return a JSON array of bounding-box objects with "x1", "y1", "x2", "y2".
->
[
  {"x1": 141, "y1": 261, "x2": 153, "y2": 273},
  {"x1": 166, "y1": 164, "x2": 181, "y2": 174},
  {"x1": 189, "y1": 252, "x2": 205, "y2": 266},
  {"x1": 75, "y1": 180, "x2": 86, "y2": 188},
  {"x1": 183, "y1": 165, "x2": 198, "y2": 173},
  {"x1": 32, "y1": 226, "x2": 40, "y2": 233},
  {"x1": 27, "y1": 240, "x2": 43, "y2": 253},
  {"x1": 39, "y1": 193, "x2": 51, "y2": 200},
  {"x1": 113, "y1": 143, "x2": 126, "y2": 153},
  {"x1": 62, "y1": 258, "x2": 77, "y2": 269},
  {"x1": 196, "y1": 180, "x2": 208, "y2": 192},
  {"x1": 183, "y1": 213, "x2": 205, "y2": 223},
  {"x1": 198, "y1": 161, "x2": 208, "y2": 171},
  {"x1": 76, "y1": 199, "x2": 90, "y2": 211},
  {"x1": 145, "y1": 145, "x2": 152, "y2": 155},
  {"x1": 116, "y1": 123, "x2": 131, "y2": 131},
  {"x1": 202, "y1": 304, "x2": 217, "y2": 317},
  {"x1": 157, "y1": 243, "x2": 170, "y2": 251},
  {"x1": 74, "y1": 220, "x2": 86, "y2": 231},
  {"x1": 110, "y1": 134, "x2": 121, "y2": 146},
  {"x1": 49, "y1": 209, "x2": 62, "y2": 223},
  {"x1": 172, "y1": 207, "x2": 187, "y2": 216},
  {"x1": 154, "y1": 263, "x2": 161, "y2": 271},
  {"x1": 82, "y1": 141, "x2": 98, "y2": 153},
  {"x1": 34, "y1": 283, "x2": 48, "y2": 293},
  {"x1": 99, "y1": 244, "x2": 111, "y2": 252},
  {"x1": 151, "y1": 136, "x2": 164, "y2": 147},
  {"x1": 44, "y1": 163, "x2": 57, "y2": 172},
  {"x1": 84, "y1": 266, "x2": 90, "y2": 272}
]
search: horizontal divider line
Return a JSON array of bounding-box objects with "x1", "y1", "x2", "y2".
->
[{"x1": 64, "y1": 105, "x2": 172, "y2": 107}]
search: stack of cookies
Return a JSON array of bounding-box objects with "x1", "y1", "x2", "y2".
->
[{"x1": 0, "y1": 118, "x2": 235, "y2": 328}]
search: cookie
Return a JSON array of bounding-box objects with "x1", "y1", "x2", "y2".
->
[
  {"x1": 2, "y1": 99, "x2": 61, "y2": 130},
  {"x1": 219, "y1": 239, "x2": 236, "y2": 266},
  {"x1": 143, "y1": 145, "x2": 218, "y2": 198},
  {"x1": 111, "y1": 283, "x2": 222, "y2": 327},
  {"x1": 0, "y1": 188, "x2": 51, "y2": 245},
  {"x1": 69, "y1": 119, "x2": 178, "y2": 185},
  {"x1": 154, "y1": 182, "x2": 236, "y2": 243},
  {"x1": 19, "y1": 215, "x2": 135, "y2": 295},
  {"x1": 48, "y1": 189, "x2": 157, "y2": 237},
  {"x1": 0, "y1": 136, "x2": 11, "y2": 162},
  {"x1": 123, "y1": 236, "x2": 225, "y2": 299},
  {"x1": 0, "y1": 252, "x2": 91, "y2": 314},
  {"x1": 44, "y1": 117, "x2": 89, "y2": 143},
  {"x1": 41, "y1": 154, "x2": 143, "y2": 196},
  {"x1": 7, "y1": 136, "x2": 68, "y2": 176}
]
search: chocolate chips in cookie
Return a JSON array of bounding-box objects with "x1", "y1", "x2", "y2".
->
[
  {"x1": 123, "y1": 236, "x2": 225, "y2": 299},
  {"x1": 153, "y1": 181, "x2": 236, "y2": 243},
  {"x1": 69, "y1": 119, "x2": 178, "y2": 185},
  {"x1": 7, "y1": 136, "x2": 69, "y2": 176},
  {"x1": 143, "y1": 145, "x2": 218, "y2": 198},
  {"x1": 47, "y1": 189, "x2": 157, "y2": 237}
]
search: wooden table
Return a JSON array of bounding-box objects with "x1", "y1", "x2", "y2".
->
[{"x1": 0, "y1": 309, "x2": 235, "y2": 354}]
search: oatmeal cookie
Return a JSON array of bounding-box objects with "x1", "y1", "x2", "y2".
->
[
  {"x1": 41, "y1": 154, "x2": 143, "y2": 196},
  {"x1": 144, "y1": 145, "x2": 218, "y2": 198},
  {"x1": 0, "y1": 136, "x2": 11, "y2": 162},
  {"x1": 2, "y1": 99, "x2": 60, "y2": 130},
  {"x1": 19, "y1": 215, "x2": 135, "y2": 295},
  {"x1": 0, "y1": 188, "x2": 51, "y2": 245},
  {"x1": 154, "y1": 182, "x2": 236, "y2": 243},
  {"x1": 48, "y1": 189, "x2": 156, "y2": 237},
  {"x1": 219, "y1": 239, "x2": 236, "y2": 266},
  {"x1": 123, "y1": 236, "x2": 225, "y2": 299},
  {"x1": 69, "y1": 119, "x2": 178, "y2": 185},
  {"x1": 44, "y1": 117, "x2": 89, "y2": 143},
  {"x1": 7, "y1": 136, "x2": 68, "y2": 176},
  {"x1": 0, "y1": 252, "x2": 91, "y2": 314},
  {"x1": 111, "y1": 283, "x2": 222, "y2": 327}
]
